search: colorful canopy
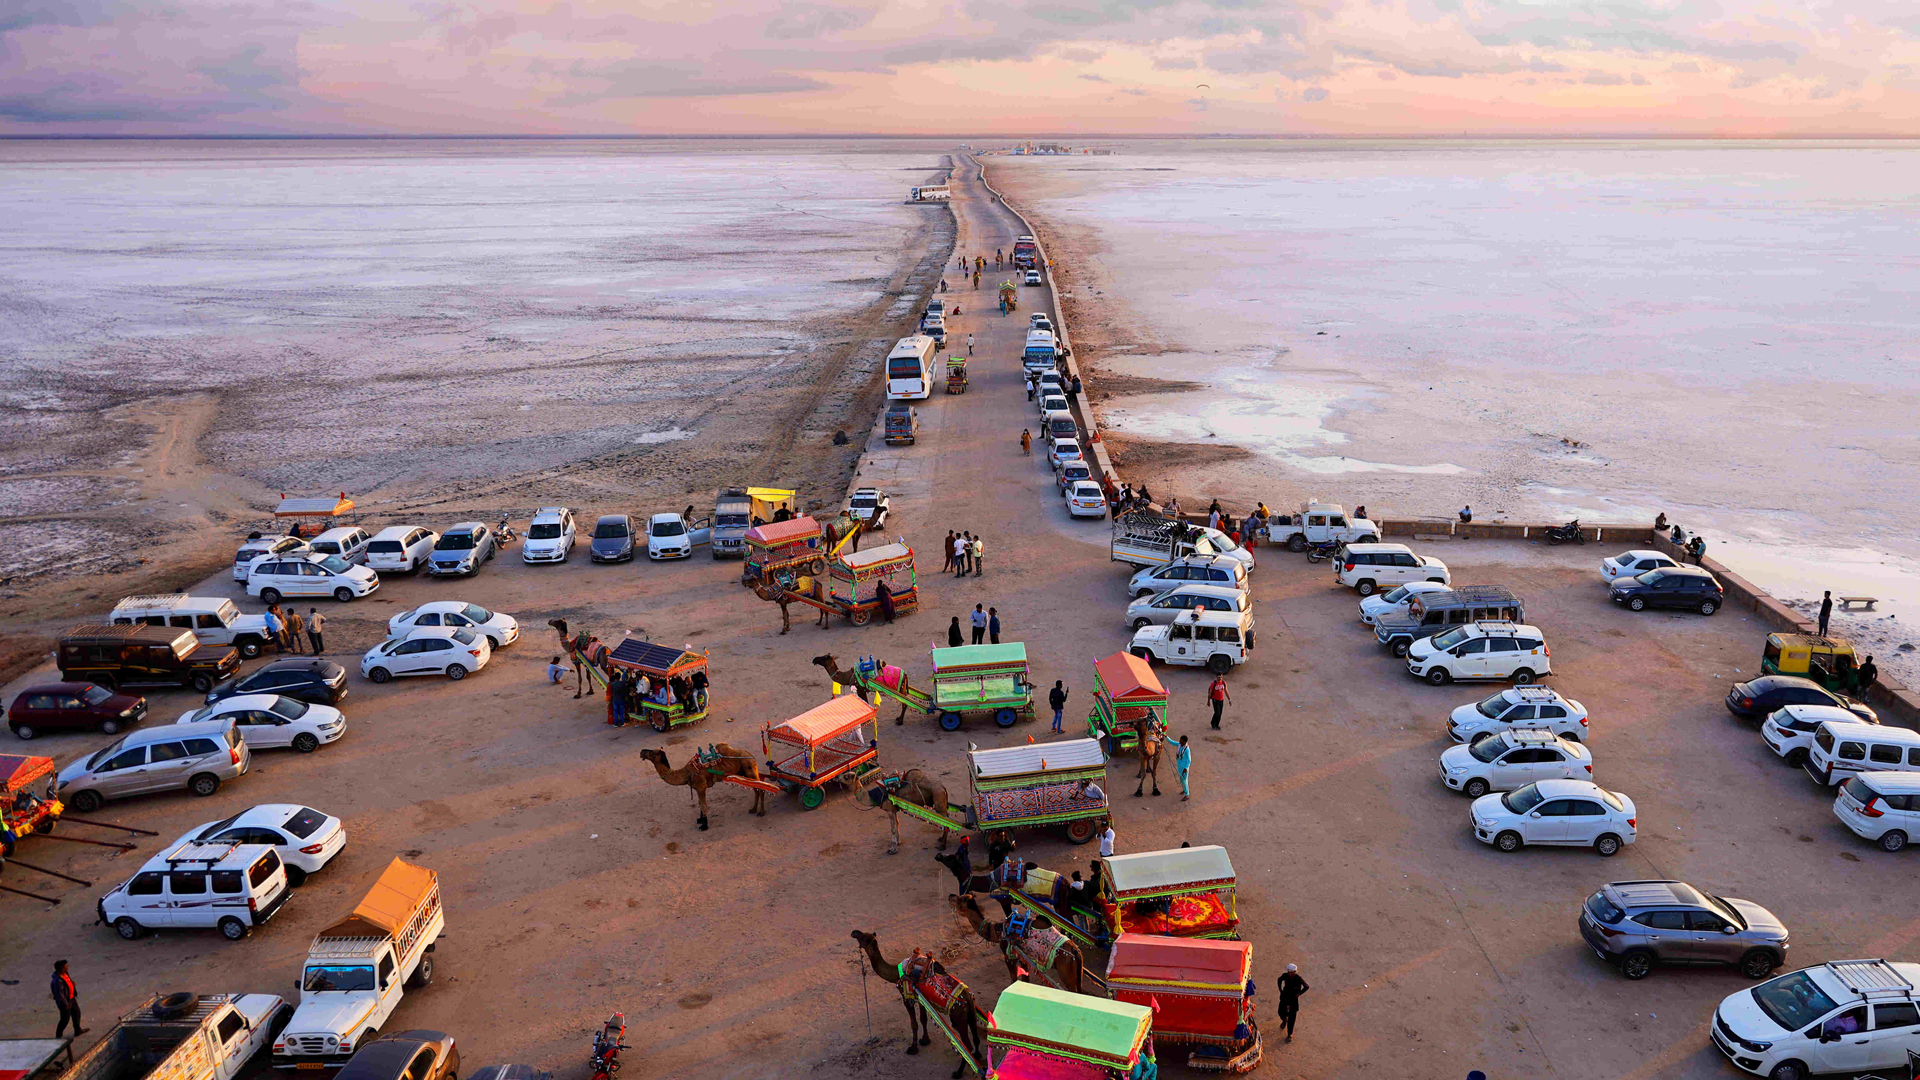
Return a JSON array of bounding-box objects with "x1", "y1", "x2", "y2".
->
[
  {"x1": 744, "y1": 487, "x2": 795, "y2": 501},
  {"x1": 1093, "y1": 651, "x2": 1165, "y2": 703},
  {"x1": 319, "y1": 857, "x2": 435, "y2": 940},
  {"x1": 767, "y1": 694, "x2": 876, "y2": 746},
  {"x1": 1104, "y1": 845, "x2": 1235, "y2": 898},
  {"x1": 931, "y1": 642, "x2": 1028, "y2": 673},
  {"x1": 745, "y1": 516, "x2": 820, "y2": 547},
  {"x1": 970, "y1": 738, "x2": 1104, "y2": 779},
  {"x1": 1106, "y1": 933, "x2": 1251, "y2": 990},
  {"x1": 604, "y1": 639, "x2": 704, "y2": 676},
  {"x1": 838, "y1": 543, "x2": 912, "y2": 571},
  {"x1": 0, "y1": 754, "x2": 54, "y2": 795},
  {"x1": 987, "y1": 983, "x2": 1150, "y2": 1069}
]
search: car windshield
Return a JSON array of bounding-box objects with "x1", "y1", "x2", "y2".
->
[
  {"x1": 196, "y1": 812, "x2": 241, "y2": 841},
  {"x1": 1433, "y1": 627, "x2": 1470, "y2": 651},
  {"x1": 317, "y1": 556, "x2": 352, "y2": 574},
  {"x1": 1598, "y1": 789, "x2": 1625, "y2": 811},
  {"x1": 1379, "y1": 586, "x2": 1411, "y2": 604},
  {"x1": 1636, "y1": 568, "x2": 1670, "y2": 585},
  {"x1": 1202, "y1": 529, "x2": 1239, "y2": 552},
  {"x1": 716, "y1": 513, "x2": 749, "y2": 527},
  {"x1": 652, "y1": 520, "x2": 686, "y2": 537},
  {"x1": 460, "y1": 604, "x2": 493, "y2": 623},
  {"x1": 1841, "y1": 776, "x2": 1877, "y2": 805},
  {"x1": 851, "y1": 498, "x2": 876, "y2": 509},
  {"x1": 529, "y1": 523, "x2": 563, "y2": 539},
  {"x1": 1751, "y1": 971, "x2": 1839, "y2": 1031},
  {"x1": 304, "y1": 965, "x2": 376, "y2": 992},
  {"x1": 1470, "y1": 737, "x2": 1510, "y2": 763},
  {"x1": 590, "y1": 521, "x2": 627, "y2": 540},
  {"x1": 436, "y1": 533, "x2": 474, "y2": 551},
  {"x1": 1501, "y1": 784, "x2": 1545, "y2": 814},
  {"x1": 268, "y1": 697, "x2": 311, "y2": 720},
  {"x1": 1706, "y1": 894, "x2": 1748, "y2": 929},
  {"x1": 1585, "y1": 892, "x2": 1625, "y2": 924},
  {"x1": 87, "y1": 738, "x2": 128, "y2": 768},
  {"x1": 1475, "y1": 692, "x2": 1510, "y2": 718},
  {"x1": 83, "y1": 685, "x2": 115, "y2": 705}
]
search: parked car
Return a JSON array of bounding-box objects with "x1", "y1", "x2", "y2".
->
[
  {"x1": 1579, "y1": 880, "x2": 1789, "y2": 981},
  {"x1": 1373, "y1": 585, "x2": 1523, "y2": 657},
  {"x1": 427, "y1": 522, "x2": 497, "y2": 577},
  {"x1": 360, "y1": 627, "x2": 492, "y2": 683},
  {"x1": 1761, "y1": 703, "x2": 1870, "y2": 767},
  {"x1": 1024, "y1": 269, "x2": 1042, "y2": 285},
  {"x1": 1126, "y1": 584, "x2": 1251, "y2": 631},
  {"x1": 1725, "y1": 674, "x2": 1875, "y2": 723},
  {"x1": 205, "y1": 659, "x2": 349, "y2": 708},
  {"x1": 1448, "y1": 686, "x2": 1589, "y2": 743},
  {"x1": 1835, "y1": 772, "x2": 1920, "y2": 852},
  {"x1": 1334, "y1": 543, "x2": 1450, "y2": 596},
  {"x1": 1042, "y1": 411, "x2": 1077, "y2": 446},
  {"x1": 234, "y1": 536, "x2": 309, "y2": 583},
  {"x1": 1066, "y1": 481, "x2": 1107, "y2": 518},
  {"x1": 1804, "y1": 721, "x2": 1920, "y2": 786},
  {"x1": 1128, "y1": 555, "x2": 1248, "y2": 600},
  {"x1": 1128, "y1": 608, "x2": 1253, "y2": 673},
  {"x1": 589, "y1": 514, "x2": 635, "y2": 562},
  {"x1": 522, "y1": 507, "x2": 576, "y2": 564},
  {"x1": 1056, "y1": 462, "x2": 1093, "y2": 494},
  {"x1": 8, "y1": 682, "x2": 146, "y2": 739},
  {"x1": 308, "y1": 527, "x2": 373, "y2": 566},
  {"x1": 334, "y1": 1031, "x2": 459, "y2": 1080},
  {"x1": 387, "y1": 601, "x2": 519, "y2": 649},
  {"x1": 1406, "y1": 621, "x2": 1551, "y2": 686},
  {"x1": 56, "y1": 718, "x2": 250, "y2": 812},
  {"x1": 1357, "y1": 581, "x2": 1451, "y2": 626},
  {"x1": 366, "y1": 526, "x2": 438, "y2": 573},
  {"x1": 1609, "y1": 565, "x2": 1724, "y2": 615},
  {"x1": 1029, "y1": 313, "x2": 1053, "y2": 332},
  {"x1": 98, "y1": 839, "x2": 287, "y2": 941},
  {"x1": 176, "y1": 695, "x2": 346, "y2": 753},
  {"x1": 108, "y1": 594, "x2": 274, "y2": 659},
  {"x1": 58, "y1": 625, "x2": 240, "y2": 694},
  {"x1": 1037, "y1": 393, "x2": 1070, "y2": 416},
  {"x1": 1600, "y1": 549, "x2": 1679, "y2": 584},
  {"x1": 246, "y1": 554, "x2": 380, "y2": 604},
  {"x1": 186, "y1": 804, "x2": 347, "y2": 885},
  {"x1": 1469, "y1": 778, "x2": 1636, "y2": 856},
  {"x1": 1049, "y1": 439, "x2": 1084, "y2": 471},
  {"x1": 846, "y1": 488, "x2": 891, "y2": 530},
  {"x1": 1710, "y1": 958, "x2": 1920, "y2": 1080},
  {"x1": 647, "y1": 512, "x2": 701, "y2": 560},
  {"x1": 1439, "y1": 727, "x2": 1591, "y2": 798}
]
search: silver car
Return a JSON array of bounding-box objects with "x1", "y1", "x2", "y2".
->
[
  {"x1": 1125, "y1": 584, "x2": 1251, "y2": 631},
  {"x1": 1578, "y1": 879, "x2": 1789, "y2": 981},
  {"x1": 56, "y1": 718, "x2": 249, "y2": 812}
]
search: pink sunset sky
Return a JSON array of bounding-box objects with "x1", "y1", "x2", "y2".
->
[{"x1": 3, "y1": 0, "x2": 1919, "y2": 135}]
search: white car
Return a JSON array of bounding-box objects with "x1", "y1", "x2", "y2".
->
[
  {"x1": 1128, "y1": 556, "x2": 1247, "y2": 599},
  {"x1": 1440, "y1": 728, "x2": 1592, "y2": 798},
  {"x1": 1037, "y1": 393, "x2": 1070, "y2": 416},
  {"x1": 186, "y1": 803, "x2": 347, "y2": 885},
  {"x1": 234, "y1": 536, "x2": 308, "y2": 582},
  {"x1": 176, "y1": 695, "x2": 346, "y2": 754},
  {"x1": 1334, "y1": 543, "x2": 1450, "y2": 596},
  {"x1": 1835, "y1": 772, "x2": 1920, "y2": 853},
  {"x1": 360, "y1": 627, "x2": 492, "y2": 683},
  {"x1": 846, "y1": 488, "x2": 890, "y2": 529},
  {"x1": 1407, "y1": 621, "x2": 1551, "y2": 686},
  {"x1": 1030, "y1": 313, "x2": 1052, "y2": 331},
  {"x1": 1601, "y1": 549, "x2": 1678, "y2": 584},
  {"x1": 1066, "y1": 481, "x2": 1106, "y2": 518},
  {"x1": 522, "y1": 507, "x2": 576, "y2": 564},
  {"x1": 1762, "y1": 703, "x2": 1870, "y2": 767},
  {"x1": 1049, "y1": 439, "x2": 1084, "y2": 471},
  {"x1": 1449, "y1": 686, "x2": 1587, "y2": 742},
  {"x1": 387, "y1": 601, "x2": 520, "y2": 649},
  {"x1": 366, "y1": 526, "x2": 438, "y2": 573},
  {"x1": 246, "y1": 553, "x2": 380, "y2": 604},
  {"x1": 1358, "y1": 581, "x2": 1452, "y2": 626},
  {"x1": 308, "y1": 527, "x2": 372, "y2": 566},
  {"x1": 648, "y1": 512, "x2": 694, "y2": 559},
  {"x1": 1471, "y1": 778, "x2": 1637, "y2": 856},
  {"x1": 1711, "y1": 959, "x2": 1920, "y2": 1080},
  {"x1": 1024, "y1": 269, "x2": 1042, "y2": 285},
  {"x1": 1056, "y1": 462, "x2": 1093, "y2": 493}
]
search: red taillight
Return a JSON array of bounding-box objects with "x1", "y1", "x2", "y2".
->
[
  {"x1": 1343, "y1": 561, "x2": 1355, "y2": 571},
  {"x1": 230, "y1": 747, "x2": 242, "y2": 765},
  {"x1": 1597, "y1": 924, "x2": 1625, "y2": 938},
  {"x1": 1861, "y1": 798, "x2": 1885, "y2": 818},
  {"x1": 1585, "y1": 764, "x2": 1593, "y2": 773},
  {"x1": 1738, "y1": 697, "x2": 1755, "y2": 708},
  {"x1": 469, "y1": 649, "x2": 481, "y2": 658},
  {"x1": 301, "y1": 843, "x2": 325, "y2": 854},
  {"x1": 1626, "y1": 818, "x2": 1637, "y2": 829},
  {"x1": 1580, "y1": 716, "x2": 1589, "y2": 726},
  {"x1": 249, "y1": 895, "x2": 259, "y2": 911},
  {"x1": 1544, "y1": 646, "x2": 1552, "y2": 657}
]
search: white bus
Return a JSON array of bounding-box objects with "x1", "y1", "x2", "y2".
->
[{"x1": 886, "y1": 335, "x2": 937, "y2": 400}]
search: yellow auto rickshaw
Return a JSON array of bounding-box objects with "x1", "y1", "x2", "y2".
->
[{"x1": 1761, "y1": 633, "x2": 1859, "y2": 692}]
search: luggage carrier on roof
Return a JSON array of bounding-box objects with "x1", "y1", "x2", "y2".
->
[{"x1": 1826, "y1": 959, "x2": 1915, "y2": 997}]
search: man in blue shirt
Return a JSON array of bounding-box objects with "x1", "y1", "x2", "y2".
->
[{"x1": 1175, "y1": 735, "x2": 1192, "y2": 801}]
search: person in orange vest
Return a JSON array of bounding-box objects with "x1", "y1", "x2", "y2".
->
[{"x1": 53, "y1": 959, "x2": 84, "y2": 1037}]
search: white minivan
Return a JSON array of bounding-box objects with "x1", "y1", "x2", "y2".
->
[
  {"x1": 307, "y1": 527, "x2": 372, "y2": 566},
  {"x1": 246, "y1": 553, "x2": 380, "y2": 604},
  {"x1": 99, "y1": 840, "x2": 290, "y2": 941},
  {"x1": 1805, "y1": 721, "x2": 1920, "y2": 786},
  {"x1": 1711, "y1": 958, "x2": 1920, "y2": 1080},
  {"x1": 365, "y1": 526, "x2": 438, "y2": 573},
  {"x1": 1407, "y1": 621, "x2": 1551, "y2": 686},
  {"x1": 1335, "y1": 543, "x2": 1451, "y2": 596}
]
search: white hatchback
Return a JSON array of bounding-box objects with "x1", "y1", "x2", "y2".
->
[
  {"x1": 387, "y1": 601, "x2": 520, "y2": 649},
  {"x1": 246, "y1": 553, "x2": 380, "y2": 604},
  {"x1": 1601, "y1": 549, "x2": 1678, "y2": 583},
  {"x1": 1440, "y1": 728, "x2": 1592, "y2": 798},
  {"x1": 366, "y1": 526, "x2": 438, "y2": 573},
  {"x1": 1762, "y1": 704, "x2": 1871, "y2": 768},
  {"x1": 176, "y1": 695, "x2": 346, "y2": 753},
  {"x1": 1448, "y1": 686, "x2": 1589, "y2": 742},
  {"x1": 522, "y1": 507, "x2": 576, "y2": 564},
  {"x1": 648, "y1": 513, "x2": 694, "y2": 559},
  {"x1": 185, "y1": 803, "x2": 347, "y2": 885},
  {"x1": 1358, "y1": 581, "x2": 1452, "y2": 626},
  {"x1": 1066, "y1": 481, "x2": 1107, "y2": 518},
  {"x1": 1049, "y1": 439, "x2": 1084, "y2": 471},
  {"x1": 1408, "y1": 621, "x2": 1551, "y2": 686},
  {"x1": 360, "y1": 627, "x2": 492, "y2": 683},
  {"x1": 1471, "y1": 779, "x2": 1637, "y2": 856}
]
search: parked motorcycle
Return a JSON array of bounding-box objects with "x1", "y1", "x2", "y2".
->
[
  {"x1": 589, "y1": 1014, "x2": 628, "y2": 1080},
  {"x1": 496, "y1": 515, "x2": 519, "y2": 545},
  {"x1": 1544, "y1": 520, "x2": 1587, "y2": 546},
  {"x1": 1304, "y1": 539, "x2": 1340, "y2": 562}
]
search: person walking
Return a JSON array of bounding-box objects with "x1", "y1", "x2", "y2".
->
[
  {"x1": 1175, "y1": 735, "x2": 1192, "y2": 801},
  {"x1": 263, "y1": 606, "x2": 284, "y2": 654},
  {"x1": 1819, "y1": 590, "x2": 1834, "y2": 637},
  {"x1": 942, "y1": 530, "x2": 956, "y2": 573},
  {"x1": 1859, "y1": 655, "x2": 1879, "y2": 690},
  {"x1": 283, "y1": 608, "x2": 306, "y2": 655},
  {"x1": 1098, "y1": 823, "x2": 1115, "y2": 858},
  {"x1": 52, "y1": 960, "x2": 84, "y2": 1038},
  {"x1": 971, "y1": 534, "x2": 984, "y2": 576},
  {"x1": 306, "y1": 609, "x2": 325, "y2": 654},
  {"x1": 1021, "y1": 429, "x2": 1032, "y2": 455},
  {"x1": 988, "y1": 607, "x2": 1001, "y2": 644},
  {"x1": 1208, "y1": 672, "x2": 1231, "y2": 730},
  {"x1": 967, "y1": 333, "x2": 974, "y2": 356},
  {"x1": 1277, "y1": 964, "x2": 1309, "y2": 1042},
  {"x1": 1048, "y1": 680, "x2": 1068, "y2": 733},
  {"x1": 971, "y1": 604, "x2": 987, "y2": 645}
]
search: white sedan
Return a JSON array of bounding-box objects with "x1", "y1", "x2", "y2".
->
[
  {"x1": 1601, "y1": 549, "x2": 1678, "y2": 583},
  {"x1": 1471, "y1": 779, "x2": 1637, "y2": 856},
  {"x1": 388, "y1": 601, "x2": 520, "y2": 649},
  {"x1": 1049, "y1": 439, "x2": 1085, "y2": 471},
  {"x1": 1066, "y1": 481, "x2": 1107, "y2": 518},
  {"x1": 1358, "y1": 581, "x2": 1451, "y2": 626},
  {"x1": 648, "y1": 513, "x2": 694, "y2": 559},
  {"x1": 1439, "y1": 729, "x2": 1592, "y2": 798},
  {"x1": 186, "y1": 804, "x2": 346, "y2": 885},
  {"x1": 176, "y1": 694, "x2": 345, "y2": 753},
  {"x1": 361, "y1": 627, "x2": 492, "y2": 683}
]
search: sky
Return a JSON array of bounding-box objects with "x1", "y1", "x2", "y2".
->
[{"x1": 3, "y1": 0, "x2": 1920, "y2": 135}]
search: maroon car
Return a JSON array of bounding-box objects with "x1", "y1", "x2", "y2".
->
[{"x1": 7, "y1": 683, "x2": 148, "y2": 740}]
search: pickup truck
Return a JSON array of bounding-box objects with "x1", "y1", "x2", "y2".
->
[
  {"x1": 711, "y1": 490, "x2": 754, "y2": 559},
  {"x1": 109, "y1": 596, "x2": 275, "y2": 660},
  {"x1": 60, "y1": 993, "x2": 288, "y2": 1080},
  {"x1": 1109, "y1": 512, "x2": 1255, "y2": 572},
  {"x1": 273, "y1": 858, "x2": 443, "y2": 1070},
  {"x1": 1262, "y1": 501, "x2": 1379, "y2": 552}
]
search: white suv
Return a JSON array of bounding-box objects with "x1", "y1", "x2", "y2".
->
[
  {"x1": 522, "y1": 507, "x2": 576, "y2": 563},
  {"x1": 1448, "y1": 686, "x2": 1588, "y2": 742},
  {"x1": 1408, "y1": 621, "x2": 1550, "y2": 686},
  {"x1": 1358, "y1": 581, "x2": 1450, "y2": 626},
  {"x1": 1440, "y1": 728, "x2": 1592, "y2": 798},
  {"x1": 366, "y1": 526, "x2": 437, "y2": 573},
  {"x1": 100, "y1": 840, "x2": 290, "y2": 940},
  {"x1": 1762, "y1": 704, "x2": 1871, "y2": 768},
  {"x1": 1471, "y1": 778, "x2": 1637, "y2": 856},
  {"x1": 1334, "y1": 543, "x2": 1450, "y2": 596},
  {"x1": 1712, "y1": 959, "x2": 1920, "y2": 1079},
  {"x1": 247, "y1": 553, "x2": 380, "y2": 604},
  {"x1": 1835, "y1": 773, "x2": 1920, "y2": 853}
]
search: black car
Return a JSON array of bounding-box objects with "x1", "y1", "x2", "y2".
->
[
  {"x1": 335, "y1": 1031, "x2": 458, "y2": 1080},
  {"x1": 1725, "y1": 674, "x2": 1875, "y2": 723},
  {"x1": 1609, "y1": 566, "x2": 1724, "y2": 615},
  {"x1": 205, "y1": 659, "x2": 348, "y2": 707}
]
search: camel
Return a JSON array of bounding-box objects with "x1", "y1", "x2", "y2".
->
[
  {"x1": 639, "y1": 744, "x2": 767, "y2": 830},
  {"x1": 948, "y1": 893, "x2": 1084, "y2": 995},
  {"x1": 815, "y1": 653, "x2": 908, "y2": 724},
  {"x1": 849, "y1": 931, "x2": 982, "y2": 1076},
  {"x1": 860, "y1": 768, "x2": 952, "y2": 853},
  {"x1": 753, "y1": 582, "x2": 821, "y2": 634},
  {"x1": 547, "y1": 618, "x2": 596, "y2": 699},
  {"x1": 1131, "y1": 717, "x2": 1164, "y2": 798}
]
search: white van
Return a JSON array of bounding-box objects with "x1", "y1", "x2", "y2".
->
[
  {"x1": 234, "y1": 536, "x2": 308, "y2": 583},
  {"x1": 1711, "y1": 959, "x2": 1920, "y2": 1080},
  {"x1": 111, "y1": 595, "x2": 274, "y2": 659},
  {"x1": 1835, "y1": 772, "x2": 1920, "y2": 853},
  {"x1": 1805, "y1": 721, "x2": 1920, "y2": 786},
  {"x1": 366, "y1": 526, "x2": 438, "y2": 573},
  {"x1": 1128, "y1": 608, "x2": 1254, "y2": 673},
  {"x1": 886, "y1": 335, "x2": 937, "y2": 400},
  {"x1": 99, "y1": 839, "x2": 290, "y2": 940},
  {"x1": 308, "y1": 527, "x2": 372, "y2": 566},
  {"x1": 246, "y1": 553, "x2": 380, "y2": 604},
  {"x1": 1335, "y1": 542, "x2": 1451, "y2": 596}
]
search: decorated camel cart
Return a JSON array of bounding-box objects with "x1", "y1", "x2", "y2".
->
[
  {"x1": 945, "y1": 356, "x2": 969, "y2": 393},
  {"x1": 760, "y1": 695, "x2": 880, "y2": 810},
  {"x1": 856, "y1": 643, "x2": 1036, "y2": 731},
  {"x1": 1085, "y1": 651, "x2": 1168, "y2": 756},
  {"x1": 969, "y1": 738, "x2": 1109, "y2": 845},
  {"x1": 1099, "y1": 845, "x2": 1240, "y2": 941},
  {"x1": 828, "y1": 543, "x2": 918, "y2": 626},
  {"x1": 742, "y1": 516, "x2": 826, "y2": 589},
  {"x1": 604, "y1": 638, "x2": 709, "y2": 732},
  {"x1": 1, "y1": 755, "x2": 60, "y2": 843},
  {"x1": 1106, "y1": 934, "x2": 1261, "y2": 1073},
  {"x1": 985, "y1": 982, "x2": 1154, "y2": 1080}
]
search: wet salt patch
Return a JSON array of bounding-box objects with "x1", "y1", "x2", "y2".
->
[{"x1": 633, "y1": 429, "x2": 695, "y2": 445}]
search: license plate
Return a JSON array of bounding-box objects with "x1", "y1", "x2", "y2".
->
[{"x1": 297, "y1": 1063, "x2": 325, "y2": 1070}]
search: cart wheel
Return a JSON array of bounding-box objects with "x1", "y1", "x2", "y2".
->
[
  {"x1": 938, "y1": 712, "x2": 963, "y2": 731},
  {"x1": 850, "y1": 608, "x2": 873, "y2": 627},
  {"x1": 1064, "y1": 819, "x2": 1097, "y2": 845},
  {"x1": 995, "y1": 708, "x2": 1018, "y2": 728},
  {"x1": 650, "y1": 712, "x2": 669, "y2": 733},
  {"x1": 809, "y1": 558, "x2": 826, "y2": 575},
  {"x1": 799, "y1": 786, "x2": 825, "y2": 810}
]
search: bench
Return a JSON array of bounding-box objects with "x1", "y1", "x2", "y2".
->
[{"x1": 1839, "y1": 596, "x2": 1879, "y2": 612}]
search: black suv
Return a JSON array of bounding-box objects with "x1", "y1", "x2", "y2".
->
[
  {"x1": 205, "y1": 659, "x2": 348, "y2": 707},
  {"x1": 57, "y1": 625, "x2": 240, "y2": 693},
  {"x1": 1609, "y1": 566, "x2": 1724, "y2": 615},
  {"x1": 1373, "y1": 586, "x2": 1523, "y2": 657},
  {"x1": 1725, "y1": 674, "x2": 1875, "y2": 723}
]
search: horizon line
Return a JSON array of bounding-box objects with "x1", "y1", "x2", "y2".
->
[{"x1": 6, "y1": 131, "x2": 1920, "y2": 142}]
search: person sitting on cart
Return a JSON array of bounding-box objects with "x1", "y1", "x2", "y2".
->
[
  {"x1": 1075, "y1": 777, "x2": 1105, "y2": 803},
  {"x1": 876, "y1": 580, "x2": 896, "y2": 623}
]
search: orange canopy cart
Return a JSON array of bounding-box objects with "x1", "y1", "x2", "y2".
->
[
  {"x1": 761, "y1": 695, "x2": 880, "y2": 810},
  {"x1": 1085, "y1": 651, "x2": 1167, "y2": 755}
]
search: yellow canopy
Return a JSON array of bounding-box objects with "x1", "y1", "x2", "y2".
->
[{"x1": 320, "y1": 857, "x2": 436, "y2": 940}]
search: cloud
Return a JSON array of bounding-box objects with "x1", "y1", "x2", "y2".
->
[
  {"x1": 1301, "y1": 85, "x2": 1328, "y2": 100},
  {"x1": 1056, "y1": 46, "x2": 1104, "y2": 62},
  {"x1": 556, "y1": 60, "x2": 830, "y2": 102},
  {"x1": 1583, "y1": 70, "x2": 1626, "y2": 85},
  {"x1": 1153, "y1": 56, "x2": 1199, "y2": 70},
  {"x1": 1631, "y1": 72, "x2": 1647, "y2": 85},
  {"x1": 764, "y1": 3, "x2": 875, "y2": 40},
  {"x1": 1185, "y1": 96, "x2": 1208, "y2": 110},
  {"x1": 1078, "y1": 72, "x2": 1107, "y2": 82}
]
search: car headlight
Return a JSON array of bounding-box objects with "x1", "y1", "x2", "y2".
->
[
  {"x1": 1739, "y1": 1039, "x2": 1772, "y2": 1053},
  {"x1": 1474, "y1": 818, "x2": 1495, "y2": 829},
  {"x1": 1447, "y1": 765, "x2": 1468, "y2": 774}
]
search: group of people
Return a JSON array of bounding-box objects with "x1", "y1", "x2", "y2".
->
[
  {"x1": 941, "y1": 530, "x2": 985, "y2": 576},
  {"x1": 948, "y1": 604, "x2": 1002, "y2": 646},
  {"x1": 262, "y1": 603, "x2": 326, "y2": 654}
]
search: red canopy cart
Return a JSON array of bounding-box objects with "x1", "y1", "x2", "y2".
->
[{"x1": 1106, "y1": 934, "x2": 1261, "y2": 1072}]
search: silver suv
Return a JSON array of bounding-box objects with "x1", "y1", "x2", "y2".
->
[{"x1": 1579, "y1": 879, "x2": 1789, "y2": 981}]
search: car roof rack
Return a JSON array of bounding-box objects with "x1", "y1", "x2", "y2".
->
[
  {"x1": 1825, "y1": 959, "x2": 1914, "y2": 998},
  {"x1": 1511, "y1": 686, "x2": 1560, "y2": 700},
  {"x1": 164, "y1": 840, "x2": 246, "y2": 867}
]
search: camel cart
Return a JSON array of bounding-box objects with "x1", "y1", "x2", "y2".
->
[
  {"x1": 760, "y1": 695, "x2": 881, "y2": 810},
  {"x1": 827, "y1": 543, "x2": 918, "y2": 626},
  {"x1": 856, "y1": 643, "x2": 1036, "y2": 731},
  {"x1": 742, "y1": 516, "x2": 826, "y2": 590},
  {"x1": 1099, "y1": 845, "x2": 1240, "y2": 941},
  {"x1": 603, "y1": 638, "x2": 709, "y2": 732},
  {"x1": 1106, "y1": 934, "x2": 1262, "y2": 1073},
  {"x1": 272, "y1": 492, "x2": 357, "y2": 540},
  {"x1": 969, "y1": 738, "x2": 1109, "y2": 846},
  {"x1": 1085, "y1": 651, "x2": 1168, "y2": 756},
  {"x1": 945, "y1": 356, "x2": 969, "y2": 393},
  {"x1": 998, "y1": 281, "x2": 1018, "y2": 314},
  {"x1": 984, "y1": 982, "x2": 1154, "y2": 1080}
]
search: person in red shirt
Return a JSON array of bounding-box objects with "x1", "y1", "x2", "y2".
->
[
  {"x1": 52, "y1": 959, "x2": 84, "y2": 1038},
  {"x1": 1208, "y1": 674, "x2": 1231, "y2": 730}
]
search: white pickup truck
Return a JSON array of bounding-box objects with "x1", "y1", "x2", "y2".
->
[
  {"x1": 1110, "y1": 512, "x2": 1255, "y2": 571},
  {"x1": 1262, "y1": 501, "x2": 1379, "y2": 552},
  {"x1": 273, "y1": 858, "x2": 443, "y2": 1070},
  {"x1": 59, "y1": 993, "x2": 289, "y2": 1080},
  {"x1": 109, "y1": 595, "x2": 276, "y2": 660}
]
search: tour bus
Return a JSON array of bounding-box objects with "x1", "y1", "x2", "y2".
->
[
  {"x1": 1022, "y1": 330, "x2": 1058, "y2": 373},
  {"x1": 886, "y1": 335, "x2": 937, "y2": 400},
  {"x1": 1013, "y1": 235, "x2": 1039, "y2": 268},
  {"x1": 909, "y1": 185, "x2": 952, "y2": 202}
]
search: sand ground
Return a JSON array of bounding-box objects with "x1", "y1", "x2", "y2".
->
[{"x1": 4, "y1": 157, "x2": 1916, "y2": 1080}]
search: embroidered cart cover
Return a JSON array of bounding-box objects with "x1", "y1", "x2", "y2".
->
[
  {"x1": 828, "y1": 543, "x2": 917, "y2": 607},
  {"x1": 1105, "y1": 934, "x2": 1253, "y2": 1042},
  {"x1": 931, "y1": 643, "x2": 1032, "y2": 711},
  {"x1": 968, "y1": 739, "x2": 1108, "y2": 830},
  {"x1": 987, "y1": 983, "x2": 1150, "y2": 1075},
  {"x1": 1100, "y1": 846, "x2": 1239, "y2": 939},
  {"x1": 743, "y1": 516, "x2": 823, "y2": 574},
  {"x1": 1005, "y1": 924, "x2": 1074, "y2": 985},
  {"x1": 1089, "y1": 651, "x2": 1167, "y2": 743}
]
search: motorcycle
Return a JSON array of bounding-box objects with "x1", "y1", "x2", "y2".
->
[
  {"x1": 590, "y1": 1014, "x2": 628, "y2": 1080},
  {"x1": 1544, "y1": 520, "x2": 1587, "y2": 546},
  {"x1": 1304, "y1": 540, "x2": 1340, "y2": 563},
  {"x1": 496, "y1": 515, "x2": 519, "y2": 545}
]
